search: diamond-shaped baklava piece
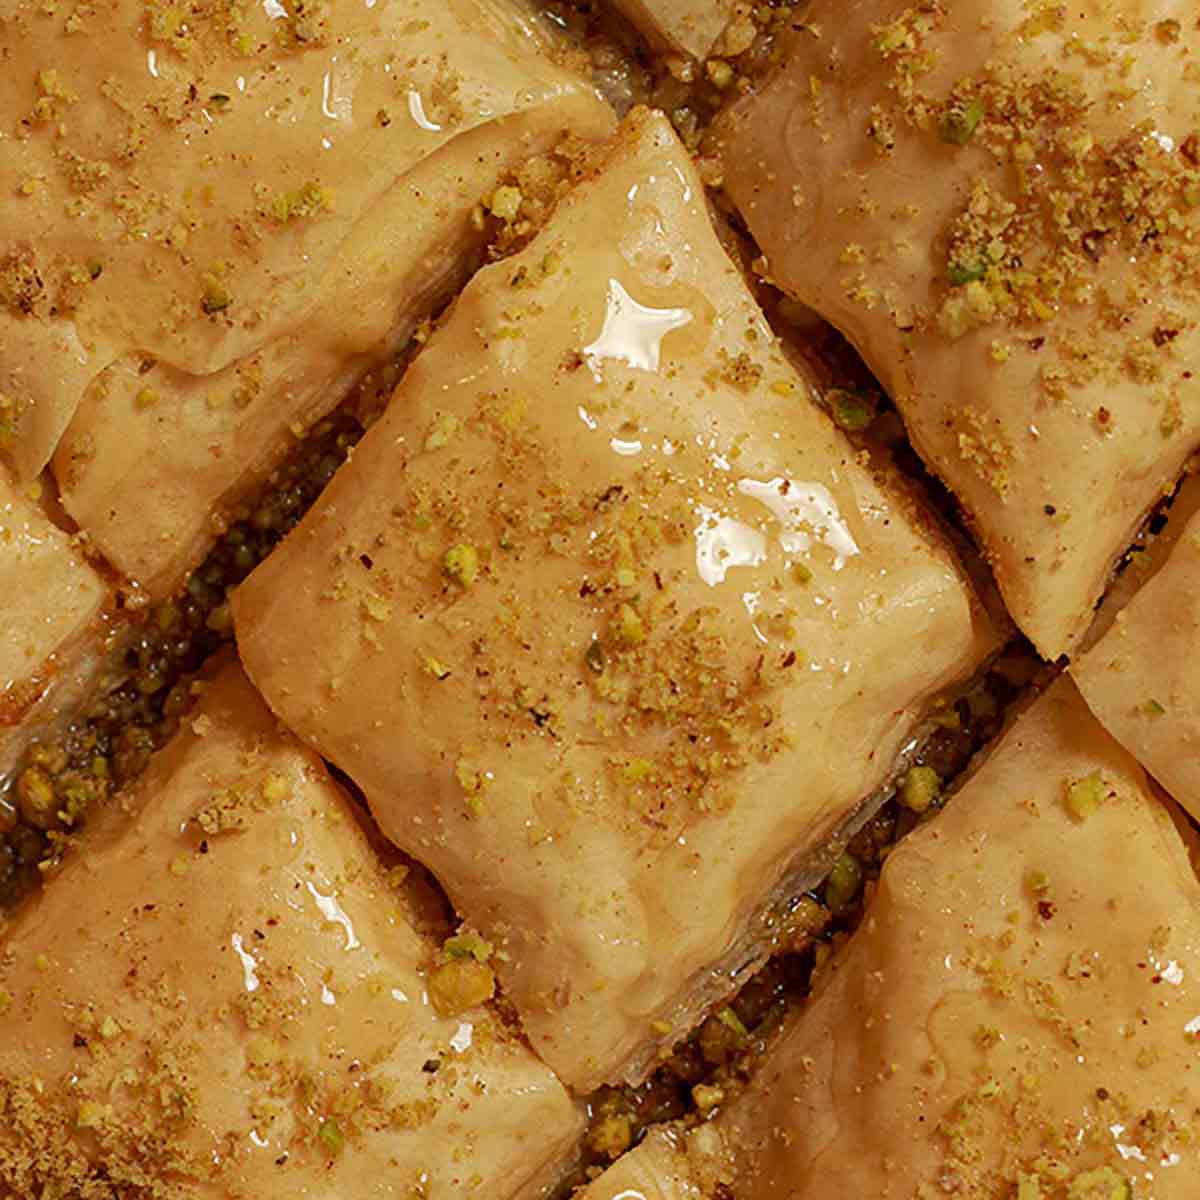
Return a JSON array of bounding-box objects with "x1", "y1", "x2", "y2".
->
[
  {"x1": 717, "y1": 1, "x2": 1200, "y2": 657},
  {"x1": 0, "y1": 660, "x2": 581, "y2": 1197},
  {"x1": 235, "y1": 108, "x2": 994, "y2": 1090},
  {"x1": 580, "y1": 678, "x2": 1200, "y2": 1197}
]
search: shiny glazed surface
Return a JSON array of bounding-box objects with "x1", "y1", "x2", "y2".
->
[
  {"x1": 717, "y1": 0, "x2": 1200, "y2": 658},
  {"x1": 0, "y1": 659, "x2": 582, "y2": 1198},
  {"x1": 234, "y1": 107, "x2": 994, "y2": 1091}
]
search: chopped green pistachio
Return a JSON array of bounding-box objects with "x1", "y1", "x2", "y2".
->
[
  {"x1": 615, "y1": 566, "x2": 636, "y2": 588},
  {"x1": 318, "y1": 1116, "x2": 343, "y2": 1157},
  {"x1": 716, "y1": 1006, "x2": 749, "y2": 1039},
  {"x1": 616, "y1": 603, "x2": 644, "y2": 645},
  {"x1": 422, "y1": 656, "x2": 452, "y2": 681},
  {"x1": 930, "y1": 706, "x2": 961, "y2": 731},
  {"x1": 362, "y1": 593, "x2": 392, "y2": 622},
  {"x1": 455, "y1": 760, "x2": 482, "y2": 794},
  {"x1": 424, "y1": 413, "x2": 461, "y2": 452},
  {"x1": 270, "y1": 181, "x2": 333, "y2": 224},
  {"x1": 587, "y1": 1112, "x2": 633, "y2": 1159},
  {"x1": 76, "y1": 1101, "x2": 108, "y2": 1129},
  {"x1": 622, "y1": 757, "x2": 655, "y2": 784},
  {"x1": 948, "y1": 261, "x2": 987, "y2": 286},
  {"x1": 487, "y1": 185, "x2": 522, "y2": 221},
  {"x1": 201, "y1": 277, "x2": 232, "y2": 314},
  {"x1": 1064, "y1": 772, "x2": 1105, "y2": 822},
  {"x1": 939, "y1": 97, "x2": 985, "y2": 145},
  {"x1": 899, "y1": 765, "x2": 939, "y2": 813},
  {"x1": 134, "y1": 387, "x2": 159, "y2": 410},
  {"x1": 428, "y1": 958, "x2": 495, "y2": 1017},
  {"x1": 260, "y1": 772, "x2": 289, "y2": 803},
  {"x1": 1139, "y1": 698, "x2": 1166, "y2": 717},
  {"x1": 824, "y1": 852, "x2": 863, "y2": 913},
  {"x1": 1026, "y1": 868, "x2": 1050, "y2": 894},
  {"x1": 443, "y1": 543, "x2": 479, "y2": 588},
  {"x1": 692, "y1": 1082, "x2": 726, "y2": 1113},
  {"x1": 444, "y1": 930, "x2": 493, "y2": 963},
  {"x1": 827, "y1": 388, "x2": 876, "y2": 432}
]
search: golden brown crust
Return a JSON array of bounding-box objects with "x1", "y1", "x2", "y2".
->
[
  {"x1": 0, "y1": 658, "x2": 582, "y2": 1199},
  {"x1": 234, "y1": 108, "x2": 994, "y2": 1091},
  {"x1": 717, "y1": 0, "x2": 1200, "y2": 657}
]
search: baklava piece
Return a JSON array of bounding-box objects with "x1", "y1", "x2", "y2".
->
[
  {"x1": 717, "y1": 1, "x2": 1200, "y2": 658},
  {"x1": 580, "y1": 677, "x2": 1200, "y2": 1197},
  {"x1": 0, "y1": 471, "x2": 108, "y2": 777},
  {"x1": 2, "y1": 0, "x2": 611, "y2": 594},
  {"x1": 0, "y1": 659, "x2": 582, "y2": 1198},
  {"x1": 235, "y1": 108, "x2": 995, "y2": 1090},
  {"x1": 1074, "y1": 473, "x2": 1200, "y2": 822}
]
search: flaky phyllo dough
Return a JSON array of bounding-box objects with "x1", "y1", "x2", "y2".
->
[
  {"x1": 0, "y1": 0, "x2": 612, "y2": 595},
  {"x1": 0, "y1": 469, "x2": 110, "y2": 768},
  {"x1": 0, "y1": 658, "x2": 582, "y2": 1198},
  {"x1": 578, "y1": 679, "x2": 1200, "y2": 1198},
  {"x1": 1074, "y1": 470, "x2": 1200, "y2": 822},
  {"x1": 717, "y1": 0, "x2": 1200, "y2": 658},
  {"x1": 5, "y1": 2, "x2": 1200, "y2": 1198},
  {"x1": 235, "y1": 108, "x2": 995, "y2": 1090}
]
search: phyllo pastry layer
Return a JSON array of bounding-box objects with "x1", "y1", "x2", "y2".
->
[
  {"x1": 0, "y1": 471, "x2": 108, "y2": 772},
  {"x1": 1074, "y1": 474, "x2": 1200, "y2": 822},
  {"x1": 717, "y1": 0, "x2": 1200, "y2": 658},
  {"x1": 235, "y1": 107, "x2": 994, "y2": 1090},
  {"x1": 580, "y1": 677, "x2": 1200, "y2": 1198},
  {"x1": 610, "y1": 0, "x2": 739, "y2": 60},
  {"x1": 1, "y1": 0, "x2": 611, "y2": 593},
  {"x1": 0, "y1": 659, "x2": 582, "y2": 1198}
]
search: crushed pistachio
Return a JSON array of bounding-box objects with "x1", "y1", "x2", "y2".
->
[
  {"x1": 443, "y1": 929, "x2": 493, "y2": 962},
  {"x1": 487, "y1": 185, "x2": 522, "y2": 222},
  {"x1": 200, "y1": 275, "x2": 232, "y2": 314},
  {"x1": 267, "y1": 181, "x2": 333, "y2": 224},
  {"x1": 615, "y1": 603, "x2": 644, "y2": 645},
  {"x1": 948, "y1": 261, "x2": 987, "y2": 286},
  {"x1": 692, "y1": 1082, "x2": 725, "y2": 1113},
  {"x1": 716, "y1": 1006, "x2": 748, "y2": 1039},
  {"x1": 443, "y1": 543, "x2": 479, "y2": 588},
  {"x1": 1064, "y1": 772, "x2": 1105, "y2": 822},
  {"x1": 824, "y1": 852, "x2": 863, "y2": 913},
  {"x1": 899, "y1": 765, "x2": 939, "y2": 813},
  {"x1": 827, "y1": 388, "x2": 876, "y2": 432},
  {"x1": 428, "y1": 958, "x2": 495, "y2": 1017},
  {"x1": 938, "y1": 97, "x2": 984, "y2": 145},
  {"x1": 422, "y1": 656, "x2": 452, "y2": 681},
  {"x1": 318, "y1": 1116, "x2": 343, "y2": 1157},
  {"x1": 587, "y1": 1112, "x2": 633, "y2": 1159},
  {"x1": 424, "y1": 413, "x2": 461, "y2": 452}
]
